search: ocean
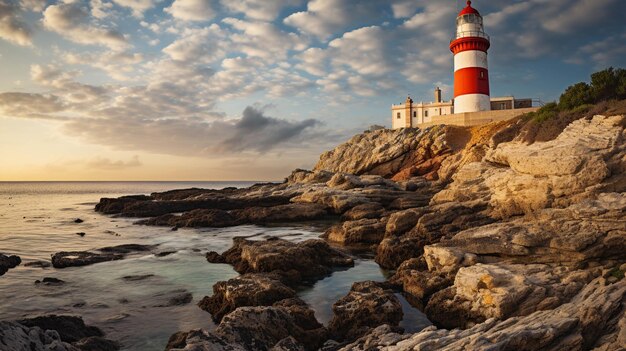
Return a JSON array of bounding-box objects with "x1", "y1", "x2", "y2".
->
[{"x1": 0, "y1": 182, "x2": 429, "y2": 350}]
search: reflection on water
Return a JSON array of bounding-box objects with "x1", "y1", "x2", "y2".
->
[{"x1": 0, "y1": 182, "x2": 430, "y2": 350}]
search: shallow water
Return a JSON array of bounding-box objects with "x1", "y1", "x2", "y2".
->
[{"x1": 0, "y1": 182, "x2": 430, "y2": 350}]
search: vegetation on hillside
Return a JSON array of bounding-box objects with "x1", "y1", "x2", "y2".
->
[{"x1": 529, "y1": 67, "x2": 626, "y2": 123}]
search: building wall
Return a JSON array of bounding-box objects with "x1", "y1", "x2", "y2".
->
[{"x1": 414, "y1": 107, "x2": 538, "y2": 129}]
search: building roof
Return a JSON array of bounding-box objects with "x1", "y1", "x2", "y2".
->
[{"x1": 458, "y1": 1, "x2": 480, "y2": 16}]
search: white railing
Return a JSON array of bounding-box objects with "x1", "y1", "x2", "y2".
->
[{"x1": 452, "y1": 31, "x2": 490, "y2": 42}]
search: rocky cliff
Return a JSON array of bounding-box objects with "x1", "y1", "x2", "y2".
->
[{"x1": 85, "y1": 107, "x2": 626, "y2": 351}]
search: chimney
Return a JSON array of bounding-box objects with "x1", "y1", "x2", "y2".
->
[{"x1": 434, "y1": 87, "x2": 442, "y2": 103}]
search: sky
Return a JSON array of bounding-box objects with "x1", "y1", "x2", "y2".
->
[{"x1": 0, "y1": 0, "x2": 625, "y2": 181}]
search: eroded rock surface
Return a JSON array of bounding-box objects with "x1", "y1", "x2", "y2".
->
[
  {"x1": 51, "y1": 244, "x2": 155, "y2": 268},
  {"x1": 328, "y1": 281, "x2": 402, "y2": 342},
  {"x1": 206, "y1": 237, "x2": 354, "y2": 286}
]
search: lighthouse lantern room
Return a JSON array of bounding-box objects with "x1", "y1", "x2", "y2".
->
[{"x1": 450, "y1": 1, "x2": 491, "y2": 113}]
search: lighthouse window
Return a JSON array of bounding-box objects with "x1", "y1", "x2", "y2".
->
[
  {"x1": 413, "y1": 111, "x2": 417, "y2": 118},
  {"x1": 397, "y1": 112, "x2": 401, "y2": 119},
  {"x1": 480, "y1": 71, "x2": 485, "y2": 78},
  {"x1": 424, "y1": 110, "x2": 428, "y2": 117}
]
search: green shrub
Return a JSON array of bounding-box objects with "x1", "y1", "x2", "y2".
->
[
  {"x1": 532, "y1": 102, "x2": 559, "y2": 123},
  {"x1": 591, "y1": 67, "x2": 620, "y2": 102},
  {"x1": 559, "y1": 82, "x2": 593, "y2": 110}
]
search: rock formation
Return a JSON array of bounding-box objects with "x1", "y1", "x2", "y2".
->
[
  {"x1": 92, "y1": 109, "x2": 626, "y2": 351},
  {"x1": 0, "y1": 253, "x2": 21, "y2": 276}
]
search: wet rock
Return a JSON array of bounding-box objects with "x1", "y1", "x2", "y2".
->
[
  {"x1": 154, "y1": 290, "x2": 193, "y2": 307},
  {"x1": 24, "y1": 260, "x2": 51, "y2": 268},
  {"x1": 169, "y1": 298, "x2": 326, "y2": 351},
  {"x1": 0, "y1": 321, "x2": 79, "y2": 351},
  {"x1": 155, "y1": 251, "x2": 177, "y2": 257},
  {"x1": 17, "y1": 315, "x2": 104, "y2": 343},
  {"x1": 211, "y1": 237, "x2": 354, "y2": 286},
  {"x1": 121, "y1": 274, "x2": 155, "y2": 281},
  {"x1": 76, "y1": 232, "x2": 86, "y2": 237},
  {"x1": 270, "y1": 336, "x2": 305, "y2": 351},
  {"x1": 52, "y1": 244, "x2": 155, "y2": 268},
  {"x1": 140, "y1": 209, "x2": 236, "y2": 227},
  {"x1": 206, "y1": 251, "x2": 226, "y2": 263},
  {"x1": 325, "y1": 218, "x2": 387, "y2": 246},
  {"x1": 0, "y1": 253, "x2": 21, "y2": 276},
  {"x1": 95, "y1": 187, "x2": 292, "y2": 217},
  {"x1": 198, "y1": 273, "x2": 296, "y2": 322},
  {"x1": 35, "y1": 277, "x2": 65, "y2": 286},
  {"x1": 328, "y1": 281, "x2": 403, "y2": 342},
  {"x1": 74, "y1": 218, "x2": 84, "y2": 223},
  {"x1": 72, "y1": 336, "x2": 120, "y2": 351}
]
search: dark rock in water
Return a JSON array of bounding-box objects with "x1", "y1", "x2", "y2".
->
[
  {"x1": 52, "y1": 251, "x2": 124, "y2": 269},
  {"x1": 154, "y1": 290, "x2": 193, "y2": 307},
  {"x1": 99, "y1": 244, "x2": 154, "y2": 254},
  {"x1": 168, "y1": 298, "x2": 326, "y2": 351},
  {"x1": 35, "y1": 277, "x2": 66, "y2": 286},
  {"x1": 24, "y1": 260, "x2": 52, "y2": 268},
  {"x1": 52, "y1": 244, "x2": 156, "y2": 268},
  {"x1": 205, "y1": 251, "x2": 225, "y2": 263},
  {"x1": 17, "y1": 315, "x2": 104, "y2": 343},
  {"x1": 74, "y1": 218, "x2": 84, "y2": 223},
  {"x1": 76, "y1": 232, "x2": 86, "y2": 237},
  {"x1": 73, "y1": 336, "x2": 120, "y2": 351},
  {"x1": 198, "y1": 273, "x2": 296, "y2": 322},
  {"x1": 155, "y1": 251, "x2": 177, "y2": 257},
  {"x1": 211, "y1": 237, "x2": 354, "y2": 286},
  {"x1": 121, "y1": 274, "x2": 155, "y2": 281},
  {"x1": 0, "y1": 253, "x2": 21, "y2": 276},
  {"x1": 170, "y1": 226, "x2": 178, "y2": 231},
  {"x1": 328, "y1": 281, "x2": 403, "y2": 342},
  {"x1": 95, "y1": 188, "x2": 291, "y2": 217}
]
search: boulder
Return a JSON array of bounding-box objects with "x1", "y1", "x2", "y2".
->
[
  {"x1": 0, "y1": 321, "x2": 79, "y2": 351},
  {"x1": 0, "y1": 253, "x2": 21, "y2": 276},
  {"x1": 51, "y1": 244, "x2": 155, "y2": 268},
  {"x1": 325, "y1": 218, "x2": 387, "y2": 245},
  {"x1": 168, "y1": 298, "x2": 326, "y2": 351},
  {"x1": 210, "y1": 238, "x2": 354, "y2": 286},
  {"x1": 17, "y1": 315, "x2": 104, "y2": 343},
  {"x1": 198, "y1": 273, "x2": 296, "y2": 322},
  {"x1": 328, "y1": 281, "x2": 403, "y2": 342}
]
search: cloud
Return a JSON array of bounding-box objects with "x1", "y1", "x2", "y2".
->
[
  {"x1": 284, "y1": 0, "x2": 387, "y2": 40},
  {"x1": 0, "y1": 0, "x2": 32, "y2": 46},
  {"x1": 221, "y1": 0, "x2": 302, "y2": 21},
  {"x1": 0, "y1": 92, "x2": 68, "y2": 119},
  {"x1": 61, "y1": 50, "x2": 144, "y2": 81},
  {"x1": 223, "y1": 18, "x2": 308, "y2": 61},
  {"x1": 221, "y1": 106, "x2": 320, "y2": 152},
  {"x1": 112, "y1": 0, "x2": 156, "y2": 17},
  {"x1": 20, "y1": 0, "x2": 47, "y2": 12},
  {"x1": 42, "y1": 1, "x2": 128, "y2": 50},
  {"x1": 165, "y1": 0, "x2": 216, "y2": 21},
  {"x1": 162, "y1": 25, "x2": 227, "y2": 63},
  {"x1": 86, "y1": 155, "x2": 142, "y2": 170}
]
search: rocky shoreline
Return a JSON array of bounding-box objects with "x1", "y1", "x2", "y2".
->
[{"x1": 1, "y1": 111, "x2": 625, "y2": 350}]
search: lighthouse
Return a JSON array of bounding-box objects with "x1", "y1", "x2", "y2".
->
[{"x1": 450, "y1": 1, "x2": 491, "y2": 113}]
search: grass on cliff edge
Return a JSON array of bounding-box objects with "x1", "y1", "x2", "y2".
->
[{"x1": 517, "y1": 67, "x2": 626, "y2": 143}]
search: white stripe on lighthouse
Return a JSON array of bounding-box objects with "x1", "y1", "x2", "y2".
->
[
  {"x1": 454, "y1": 94, "x2": 491, "y2": 114},
  {"x1": 454, "y1": 50, "x2": 488, "y2": 72}
]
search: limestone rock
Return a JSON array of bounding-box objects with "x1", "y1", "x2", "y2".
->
[
  {"x1": 0, "y1": 321, "x2": 79, "y2": 351},
  {"x1": 325, "y1": 218, "x2": 387, "y2": 245},
  {"x1": 198, "y1": 273, "x2": 296, "y2": 322},
  {"x1": 209, "y1": 238, "x2": 354, "y2": 286},
  {"x1": 328, "y1": 281, "x2": 403, "y2": 342}
]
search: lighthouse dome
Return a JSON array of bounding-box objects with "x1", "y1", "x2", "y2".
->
[{"x1": 458, "y1": 1, "x2": 480, "y2": 17}]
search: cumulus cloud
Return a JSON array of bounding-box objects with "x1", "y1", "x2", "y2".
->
[
  {"x1": 221, "y1": 0, "x2": 302, "y2": 21},
  {"x1": 86, "y1": 155, "x2": 142, "y2": 170},
  {"x1": 284, "y1": 0, "x2": 387, "y2": 40},
  {"x1": 0, "y1": 0, "x2": 32, "y2": 46},
  {"x1": 165, "y1": 0, "x2": 216, "y2": 21},
  {"x1": 112, "y1": 0, "x2": 156, "y2": 17},
  {"x1": 0, "y1": 92, "x2": 67, "y2": 119},
  {"x1": 42, "y1": 1, "x2": 128, "y2": 50},
  {"x1": 163, "y1": 24, "x2": 227, "y2": 63},
  {"x1": 20, "y1": 0, "x2": 47, "y2": 12},
  {"x1": 62, "y1": 50, "x2": 144, "y2": 81}
]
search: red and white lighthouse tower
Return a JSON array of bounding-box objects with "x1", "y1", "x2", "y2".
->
[{"x1": 450, "y1": 1, "x2": 491, "y2": 113}]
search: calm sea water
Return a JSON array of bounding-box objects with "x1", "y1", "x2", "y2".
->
[{"x1": 0, "y1": 182, "x2": 429, "y2": 350}]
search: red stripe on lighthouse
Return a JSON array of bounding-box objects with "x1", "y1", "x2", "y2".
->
[{"x1": 454, "y1": 67, "x2": 490, "y2": 97}]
